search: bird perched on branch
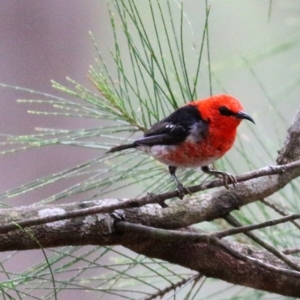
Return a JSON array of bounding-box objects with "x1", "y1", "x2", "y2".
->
[{"x1": 108, "y1": 94, "x2": 254, "y2": 196}]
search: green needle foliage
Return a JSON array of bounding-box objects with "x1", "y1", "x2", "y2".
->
[
  {"x1": 0, "y1": 0, "x2": 299, "y2": 299},
  {"x1": 0, "y1": 0, "x2": 213, "y2": 204}
]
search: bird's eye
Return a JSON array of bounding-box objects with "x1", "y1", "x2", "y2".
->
[{"x1": 219, "y1": 106, "x2": 234, "y2": 116}]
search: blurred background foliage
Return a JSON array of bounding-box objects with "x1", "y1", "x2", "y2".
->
[{"x1": 0, "y1": 0, "x2": 299, "y2": 299}]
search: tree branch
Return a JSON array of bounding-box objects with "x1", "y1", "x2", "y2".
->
[
  {"x1": 216, "y1": 213, "x2": 300, "y2": 238},
  {"x1": 223, "y1": 214, "x2": 300, "y2": 272},
  {"x1": 0, "y1": 159, "x2": 300, "y2": 234},
  {"x1": 115, "y1": 221, "x2": 300, "y2": 297},
  {"x1": 0, "y1": 101, "x2": 300, "y2": 296}
]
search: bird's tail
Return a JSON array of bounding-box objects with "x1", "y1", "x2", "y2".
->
[{"x1": 106, "y1": 143, "x2": 136, "y2": 153}]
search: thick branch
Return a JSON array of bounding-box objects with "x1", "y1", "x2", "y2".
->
[
  {"x1": 277, "y1": 107, "x2": 300, "y2": 164},
  {"x1": 0, "y1": 160, "x2": 299, "y2": 234},
  {"x1": 0, "y1": 204, "x2": 300, "y2": 296},
  {"x1": 2, "y1": 202, "x2": 300, "y2": 297},
  {"x1": 115, "y1": 222, "x2": 300, "y2": 297}
]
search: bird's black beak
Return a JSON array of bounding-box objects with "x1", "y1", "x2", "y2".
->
[{"x1": 235, "y1": 111, "x2": 255, "y2": 124}]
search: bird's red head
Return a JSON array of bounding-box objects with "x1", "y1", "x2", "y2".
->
[{"x1": 190, "y1": 94, "x2": 254, "y2": 132}]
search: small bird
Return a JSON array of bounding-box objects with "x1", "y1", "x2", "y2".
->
[{"x1": 108, "y1": 94, "x2": 254, "y2": 195}]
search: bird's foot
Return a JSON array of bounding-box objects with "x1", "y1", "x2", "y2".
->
[
  {"x1": 201, "y1": 166, "x2": 237, "y2": 189},
  {"x1": 177, "y1": 183, "x2": 192, "y2": 199},
  {"x1": 219, "y1": 172, "x2": 237, "y2": 189}
]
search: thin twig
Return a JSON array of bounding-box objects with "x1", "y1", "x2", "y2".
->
[
  {"x1": 260, "y1": 198, "x2": 300, "y2": 230},
  {"x1": 216, "y1": 214, "x2": 300, "y2": 238},
  {"x1": 205, "y1": 0, "x2": 212, "y2": 96},
  {"x1": 224, "y1": 214, "x2": 300, "y2": 271},
  {"x1": 145, "y1": 273, "x2": 202, "y2": 300},
  {"x1": 282, "y1": 248, "x2": 300, "y2": 255}
]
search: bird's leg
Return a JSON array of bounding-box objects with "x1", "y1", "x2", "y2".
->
[
  {"x1": 169, "y1": 166, "x2": 183, "y2": 191},
  {"x1": 201, "y1": 166, "x2": 237, "y2": 189},
  {"x1": 168, "y1": 166, "x2": 190, "y2": 199}
]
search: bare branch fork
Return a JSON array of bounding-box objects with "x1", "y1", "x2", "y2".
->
[{"x1": 0, "y1": 108, "x2": 300, "y2": 296}]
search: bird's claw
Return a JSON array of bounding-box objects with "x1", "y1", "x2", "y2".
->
[
  {"x1": 177, "y1": 183, "x2": 192, "y2": 199},
  {"x1": 202, "y1": 166, "x2": 237, "y2": 189},
  {"x1": 220, "y1": 172, "x2": 237, "y2": 189}
]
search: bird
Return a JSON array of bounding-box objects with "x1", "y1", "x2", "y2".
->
[{"x1": 107, "y1": 94, "x2": 254, "y2": 196}]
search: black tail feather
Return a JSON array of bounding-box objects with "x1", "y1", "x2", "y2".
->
[{"x1": 106, "y1": 143, "x2": 136, "y2": 153}]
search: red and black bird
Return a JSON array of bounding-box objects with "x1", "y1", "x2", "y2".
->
[{"x1": 108, "y1": 94, "x2": 254, "y2": 193}]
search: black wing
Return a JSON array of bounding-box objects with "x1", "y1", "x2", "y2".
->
[{"x1": 135, "y1": 105, "x2": 208, "y2": 147}]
